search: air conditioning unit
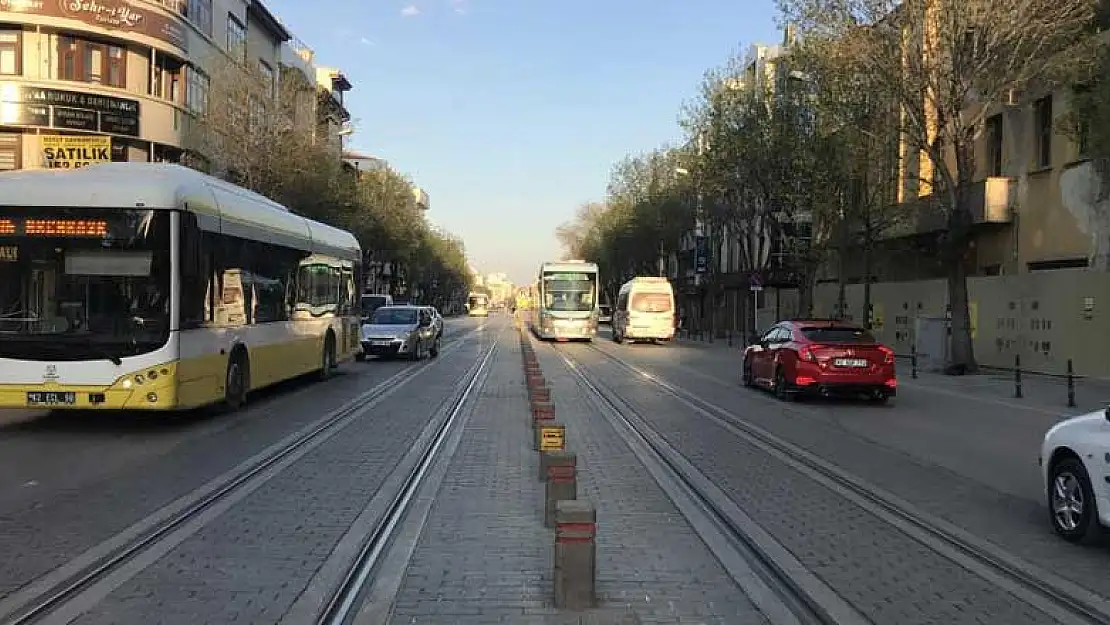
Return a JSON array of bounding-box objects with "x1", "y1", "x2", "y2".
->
[{"x1": 1003, "y1": 89, "x2": 1024, "y2": 107}]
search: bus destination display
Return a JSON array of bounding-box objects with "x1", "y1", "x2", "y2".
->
[
  {"x1": 544, "y1": 272, "x2": 592, "y2": 281},
  {"x1": 0, "y1": 218, "x2": 109, "y2": 237}
]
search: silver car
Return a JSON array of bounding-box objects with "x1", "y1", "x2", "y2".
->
[
  {"x1": 422, "y1": 306, "x2": 444, "y2": 340},
  {"x1": 359, "y1": 305, "x2": 439, "y2": 361}
]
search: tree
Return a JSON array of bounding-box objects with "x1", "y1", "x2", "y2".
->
[
  {"x1": 182, "y1": 53, "x2": 472, "y2": 310},
  {"x1": 778, "y1": 0, "x2": 1099, "y2": 372},
  {"x1": 556, "y1": 148, "x2": 693, "y2": 304},
  {"x1": 182, "y1": 53, "x2": 350, "y2": 224},
  {"x1": 1059, "y1": 30, "x2": 1110, "y2": 270}
]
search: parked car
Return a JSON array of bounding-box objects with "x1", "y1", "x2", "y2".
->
[
  {"x1": 1040, "y1": 407, "x2": 1110, "y2": 543},
  {"x1": 358, "y1": 305, "x2": 438, "y2": 361},
  {"x1": 741, "y1": 319, "x2": 897, "y2": 403}
]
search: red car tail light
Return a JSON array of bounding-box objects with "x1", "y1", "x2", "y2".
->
[
  {"x1": 799, "y1": 345, "x2": 818, "y2": 362},
  {"x1": 878, "y1": 345, "x2": 895, "y2": 364}
]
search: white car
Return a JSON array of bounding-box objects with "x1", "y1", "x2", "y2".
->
[{"x1": 1040, "y1": 407, "x2": 1110, "y2": 543}]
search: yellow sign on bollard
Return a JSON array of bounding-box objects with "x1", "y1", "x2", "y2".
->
[{"x1": 540, "y1": 425, "x2": 565, "y2": 451}]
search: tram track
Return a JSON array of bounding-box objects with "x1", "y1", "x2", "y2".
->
[
  {"x1": 0, "y1": 323, "x2": 491, "y2": 625},
  {"x1": 554, "y1": 341, "x2": 1110, "y2": 625},
  {"x1": 315, "y1": 328, "x2": 499, "y2": 625}
]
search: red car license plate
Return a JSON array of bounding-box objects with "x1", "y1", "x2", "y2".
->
[{"x1": 834, "y1": 358, "x2": 868, "y2": 368}]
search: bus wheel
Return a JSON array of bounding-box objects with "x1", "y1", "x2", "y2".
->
[
  {"x1": 318, "y1": 333, "x2": 337, "y2": 380},
  {"x1": 224, "y1": 352, "x2": 249, "y2": 410}
]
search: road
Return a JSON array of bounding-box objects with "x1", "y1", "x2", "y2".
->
[{"x1": 0, "y1": 315, "x2": 1104, "y2": 625}]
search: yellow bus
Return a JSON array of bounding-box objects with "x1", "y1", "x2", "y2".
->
[{"x1": 0, "y1": 163, "x2": 361, "y2": 412}]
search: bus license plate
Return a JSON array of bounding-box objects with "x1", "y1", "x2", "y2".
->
[
  {"x1": 834, "y1": 358, "x2": 868, "y2": 368},
  {"x1": 27, "y1": 391, "x2": 76, "y2": 406}
]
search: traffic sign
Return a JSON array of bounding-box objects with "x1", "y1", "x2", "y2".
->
[{"x1": 749, "y1": 274, "x2": 763, "y2": 292}]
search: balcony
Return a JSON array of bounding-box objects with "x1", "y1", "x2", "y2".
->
[
  {"x1": 412, "y1": 187, "x2": 430, "y2": 211},
  {"x1": 883, "y1": 176, "x2": 1016, "y2": 239},
  {"x1": 280, "y1": 37, "x2": 315, "y2": 84}
]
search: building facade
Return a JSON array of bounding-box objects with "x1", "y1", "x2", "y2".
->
[{"x1": 0, "y1": 0, "x2": 349, "y2": 173}]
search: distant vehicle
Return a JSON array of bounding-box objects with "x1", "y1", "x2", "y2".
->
[
  {"x1": 360, "y1": 294, "x2": 393, "y2": 319},
  {"x1": 611, "y1": 277, "x2": 674, "y2": 343},
  {"x1": 533, "y1": 260, "x2": 599, "y2": 341},
  {"x1": 0, "y1": 163, "x2": 361, "y2": 412},
  {"x1": 467, "y1": 292, "x2": 490, "y2": 317},
  {"x1": 742, "y1": 320, "x2": 896, "y2": 403},
  {"x1": 598, "y1": 305, "x2": 612, "y2": 325},
  {"x1": 1040, "y1": 407, "x2": 1110, "y2": 543},
  {"x1": 359, "y1": 305, "x2": 438, "y2": 361}
]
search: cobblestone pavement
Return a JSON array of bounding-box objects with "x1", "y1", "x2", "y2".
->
[
  {"x1": 387, "y1": 328, "x2": 766, "y2": 625},
  {"x1": 66, "y1": 328, "x2": 497, "y2": 625},
  {"x1": 0, "y1": 318, "x2": 487, "y2": 609},
  {"x1": 555, "y1": 342, "x2": 1069, "y2": 625},
  {"x1": 568, "y1": 332, "x2": 1110, "y2": 615}
]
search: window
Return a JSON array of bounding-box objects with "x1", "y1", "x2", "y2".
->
[
  {"x1": 800, "y1": 326, "x2": 876, "y2": 344},
  {"x1": 629, "y1": 292, "x2": 672, "y2": 313},
  {"x1": 1034, "y1": 95, "x2": 1053, "y2": 168},
  {"x1": 248, "y1": 94, "x2": 264, "y2": 130},
  {"x1": 985, "y1": 114, "x2": 1003, "y2": 177},
  {"x1": 226, "y1": 14, "x2": 246, "y2": 61},
  {"x1": 186, "y1": 67, "x2": 209, "y2": 113},
  {"x1": 258, "y1": 60, "x2": 274, "y2": 95},
  {"x1": 0, "y1": 28, "x2": 21, "y2": 76},
  {"x1": 179, "y1": 218, "x2": 325, "y2": 329},
  {"x1": 0, "y1": 132, "x2": 20, "y2": 171},
  {"x1": 152, "y1": 63, "x2": 163, "y2": 97},
  {"x1": 187, "y1": 0, "x2": 212, "y2": 36},
  {"x1": 56, "y1": 35, "x2": 126, "y2": 88},
  {"x1": 1074, "y1": 86, "x2": 1091, "y2": 157}
]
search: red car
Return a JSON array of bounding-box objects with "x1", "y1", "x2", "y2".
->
[{"x1": 742, "y1": 319, "x2": 897, "y2": 403}]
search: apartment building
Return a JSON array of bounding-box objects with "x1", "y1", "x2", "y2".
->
[{"x1": 0, "y1": 0, "x2": 350, "y2": 172}]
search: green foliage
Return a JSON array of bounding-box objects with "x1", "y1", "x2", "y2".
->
[
  {"x1": 182, "y1": 55, "x2": 470, "y2": 305},
  {"x1": 556, "y1": 147, "x2": 694, "y2": 298}
]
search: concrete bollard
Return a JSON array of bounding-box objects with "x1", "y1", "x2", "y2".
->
[
  {"x1": 532, "y1": 400, "x2": 555, "y2": 422},
  {"x1": 534, "y1": 420, "x2": 565, "y2": 452},
  {"x1": 544, "y1": 452, "x2": 576, "y2": 527},
  {"x1": 554, "y1": 500, "x2": 596, "y2": 610}
]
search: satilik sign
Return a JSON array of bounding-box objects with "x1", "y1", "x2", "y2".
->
[{"x1": 41, "y1": 135, "x2": 111, "y2": 168}]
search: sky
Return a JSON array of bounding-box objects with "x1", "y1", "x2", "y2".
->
[{"x1": 264, "y1": 0, "x2": 781, "y2": 285}]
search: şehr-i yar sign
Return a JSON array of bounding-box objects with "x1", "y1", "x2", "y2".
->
[{"x1": 41, "y1": 135, "x2": 111, "y2": 169}]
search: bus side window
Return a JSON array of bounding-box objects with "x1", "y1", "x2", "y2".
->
[{"x1": 179, "y1": 214, "x2": 212, "y2": 330}]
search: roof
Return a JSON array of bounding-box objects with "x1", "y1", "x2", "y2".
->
[
  {"x1": 247, "y1": 0, "x2": 292, "y2": 42},
  {"x1": 786, "y1": 318, "x2": 863, "y2": 328},
  {"x1": 0, "y1": 163, "x2": 359, "y2": 261}
]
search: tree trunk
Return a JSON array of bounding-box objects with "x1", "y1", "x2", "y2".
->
[{"x1": 946, "y1": 258, "x2": 976, "y2": 374}]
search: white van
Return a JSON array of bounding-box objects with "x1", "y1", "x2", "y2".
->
[{"x1": 612, "y1": 277, "x2": 676, "y2": 344}]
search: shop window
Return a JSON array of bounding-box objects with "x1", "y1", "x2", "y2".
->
[{"x1": 0, "y1": 28, "x2": 21, "y2": 76}]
